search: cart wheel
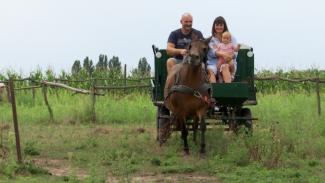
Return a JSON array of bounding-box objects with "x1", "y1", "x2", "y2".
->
[
  {"x1": 156, "y1": 107, "x2": 159, "y2": 141},
  {"x1": 240, "y1": 108, "x2": 253, "y2": 135},
  {"x1": 228, "y1": 119, "x2": 239, "y2": 133},
  {"x1": 157, "y1": 106, "x2": 171, "y2": 145}
]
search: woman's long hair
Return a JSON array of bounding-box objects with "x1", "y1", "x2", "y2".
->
[{"x1": 211, "y1": 16, "x2": 229, "y2": 36}]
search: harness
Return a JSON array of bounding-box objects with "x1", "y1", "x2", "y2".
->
[
  {"x1": 165, "y1": 38, "x2": 214, "y2": 106},
  {"x1": 165, "y1": 66, "x2": 213, "y2": 106}
]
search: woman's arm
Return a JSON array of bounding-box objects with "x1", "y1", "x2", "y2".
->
[
  {"x1": 217, "y1": 51, "x2": 233, "y2": 62},
  {"x1": 207, "y1": 39, "x2": 218, "y2": 59}
]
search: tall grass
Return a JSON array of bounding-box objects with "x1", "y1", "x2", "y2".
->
[
  {"x1": 0, "y1": 89, "x2": 155, "y2": 125},
  {"x1": 208, "y1": 92, "x2": 325, "y2": 182},
  {"x1": 1, "y1": 91, "x2": 325, "y2": 182},
  {"x1": 255, "y1": 69, "x2": 325, "y2": 93},
  {"x1": 251, "y1": 93, "x2": 325, "y2": 160}
]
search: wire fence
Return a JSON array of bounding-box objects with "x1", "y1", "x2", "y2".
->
[
  {"x1": 1, "y1": 75, "x2": 323, "y2": 120},
  {"x1": 1, "y1": 75, "x2": 324, "y2": 164}
]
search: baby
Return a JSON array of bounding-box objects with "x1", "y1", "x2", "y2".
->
[{"x1": 215, "y1": 31, "x2": 240, "y2": 81}]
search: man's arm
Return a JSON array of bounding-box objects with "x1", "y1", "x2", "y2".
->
[{"x1": 166, "y1": 42, "x2": 187, "y2": 56}]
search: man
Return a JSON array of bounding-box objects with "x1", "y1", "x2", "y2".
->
[{"x1": 166, "y1": 13, "x2": 204, "y2": 74}]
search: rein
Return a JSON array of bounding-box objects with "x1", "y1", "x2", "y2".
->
[
  {"x1": 165, "y1": 38, "x2": 212, "y2": 105},
  {"x1": 165, "y1": 67, "x2": 213, "y2": 106}
]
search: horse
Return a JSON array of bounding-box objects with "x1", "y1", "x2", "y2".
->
[{"x1": 164, "y1": 39, "x2": 212, "y2": 155}]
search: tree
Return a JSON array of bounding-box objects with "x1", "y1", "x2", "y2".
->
[
  {"x1": 96, "y1": 54, "x2": 108, "y2": 71},
  {"x1": 131, "y1": 57, "x2": 151, "y2": 77},
  {"x1": 108, "y1": 56, "x2": 121, "y2": 73},
  {"x1": 71, "y1": 60, "x2": 81, "y2": 74},
  {"x1": 103, "y1": 55, "x2": 108, "y2": 69},
  {"x1": 138, "y1": 57, "x2": 151, "y2": 76},
  {"x1": 83, "y1": 57, "x2": 94, "y2": 76},
  {"x1": 45, "y1": 66, "x2": 55, "y2": 81}
]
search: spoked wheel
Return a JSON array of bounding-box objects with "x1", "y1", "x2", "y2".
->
[
  {"x1": 224, "y1": 107, "x2": 240, "y2": 133},
  {"x1": 157, "y1": 106, "x2": 172, "y2": 145},
  {"x1": 239, "y1": 108, "x2": 253, "y2": 135},
  {"x1": 228, "y1": 119, "x2": 239, "y2": 133},
  {"x1": 226, "y1": 108, "x2": 253, "y2": 135}
]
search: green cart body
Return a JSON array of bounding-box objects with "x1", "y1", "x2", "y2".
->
[{"x1": 151, "y1": 45, "x2": 257, "y2": 138}]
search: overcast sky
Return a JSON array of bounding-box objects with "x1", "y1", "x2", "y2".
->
[{"x1": 0, "y1": 0, "x2": 324, "y2": 75}]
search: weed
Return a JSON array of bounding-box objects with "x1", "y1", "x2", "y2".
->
[
  {"x1": 15, "y1": 161, "x2": 49, "y2": 175},
  {"x1": 150, "y1": 157, "x2": 161, "y2": 166},
  {"x1": 24, "y1": 141, "x2": 40, "y2": 156}
]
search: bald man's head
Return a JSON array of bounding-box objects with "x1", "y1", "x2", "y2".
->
[
  {"x1": 180, "y1": 13, "x2": 193, "y2": 34},
  {"x1": 181, "y1": 13, "x2": 192, "y2": 20}
]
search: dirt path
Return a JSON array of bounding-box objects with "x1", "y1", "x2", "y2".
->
[
  {"x1": 32, "y1": 158, "x2": 88, "y2": 179},
  {"x1": 127, "y1": 174, "x2": 220, "y2": 183},
  {"x1": 32, "y1": 157, "x2": 220, "y2": 182}
]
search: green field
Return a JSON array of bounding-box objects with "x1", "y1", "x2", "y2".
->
[{"x1": 1, "y1": 91, "x2": 325, "y2": 182}]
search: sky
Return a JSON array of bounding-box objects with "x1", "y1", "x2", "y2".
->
[{"x1": 0, "y1": 0, "x2": 324, "y2": 75}]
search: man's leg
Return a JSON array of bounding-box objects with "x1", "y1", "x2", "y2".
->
[{"x1": 166, "y1": 58, "x2": 176, "y2": 74}]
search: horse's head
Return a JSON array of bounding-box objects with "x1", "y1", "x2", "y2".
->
[{"x1": 184, "y1": 38, "x2": 209, "y2": 67}]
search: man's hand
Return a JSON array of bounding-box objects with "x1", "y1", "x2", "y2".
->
[{"x1": 179, "y1": 49, "x2": 188, "y2": 56}]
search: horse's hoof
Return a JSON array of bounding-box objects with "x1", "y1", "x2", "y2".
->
[
  {"x1": 199, "y1": 152, "x2": 206, "y2": 159},
  {"x1": 183, "y1": 149, "x2": 190, "y2": 156},
  {"x1": 159, "y1": 138, "x2": 167, "y2": 146}
]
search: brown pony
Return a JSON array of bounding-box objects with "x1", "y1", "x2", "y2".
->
[{"x1": 164, "y1": 39, "x2": 211, "y2": 155}]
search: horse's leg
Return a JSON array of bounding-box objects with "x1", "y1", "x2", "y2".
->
[
  {"x1": 200, "y1": 117, "x2": 207, "y2": 155},
  {"x1": 192, "y1": 118, "x2": 198, "y2": 144},
  {"x1": 181, "y1": 119, "x2": 189, "y2": 155}
]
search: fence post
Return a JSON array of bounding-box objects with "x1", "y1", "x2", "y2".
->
[
  {"x1": 90, "y1": 79, "x2": 96, "y2": 123},
  {"x1": 5, "y1": 83, "x2": 11, "y2": 103},
  {"x1": 124, "y1": 64, "x2": 127, "y2": 94},
  {"x1": 31, "y1": 80, "x2": 36, "y2": 105},
  {"x1": 316, "y1": 76, "x2": 321, "y2": 116},
  {"x1": 8, "y1": 78, "x2": 23, "y2": 164},
  {"x1": 42, "y1": 84, "x2": 54, "y2": 122}
]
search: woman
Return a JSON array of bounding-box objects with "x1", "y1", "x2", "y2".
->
[{"x1": 207, "y1": 16, "x2": 238, "y2": 83}]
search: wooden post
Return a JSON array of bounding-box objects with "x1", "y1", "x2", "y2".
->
[
  {"x1": 23, "y1": 81, "x2": 28, "y2": 95},
  {"x1": 8, "y1": 78, "x2": 23, "y2": 164},
  {"x1": 124, "y1": 64, "x2": 127, "y2": 94},
  {"x1": 5, "y1": 84, "x2": 11, "y2": 103},
  {"x1": 316, "y1": 76, "x2": 321, "y2": 116},
  {"x1": 90, "y1": 79, "x2": 96, "y2": 123},
  {"x1": 31, "y1": 80, "x2": 36, "y2": 105},
  {"x1": 42, "y1": 84, "x2": 54, "y2": 122}
]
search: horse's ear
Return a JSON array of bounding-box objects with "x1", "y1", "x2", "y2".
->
[
  {"x1": 202, "y1": 38, "x2": 210, "y2": 63},
  {"x1": 199, "y1": 38, "x2": 209, "y2": 52},
  {"x1": 185, "y1": 42, "x2": 191, "y2": 51},
  {"x1": 203, "y1": 37, "x2": 211, "y2": 46},
  {"x1": 191, "y1": 33, "x2": 199, "y2": 41}
]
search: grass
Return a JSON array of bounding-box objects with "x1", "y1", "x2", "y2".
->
[
  {"x1": 0, "y1": 90, "x2": 156, "y2": 124},
  {"x1": 0, "y1": 91, "x2": 325, "y2": 182}
]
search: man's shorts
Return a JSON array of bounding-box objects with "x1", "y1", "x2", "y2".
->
[{"x1": 169, "y1": 58, "x2": 183, "y2": 64}]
